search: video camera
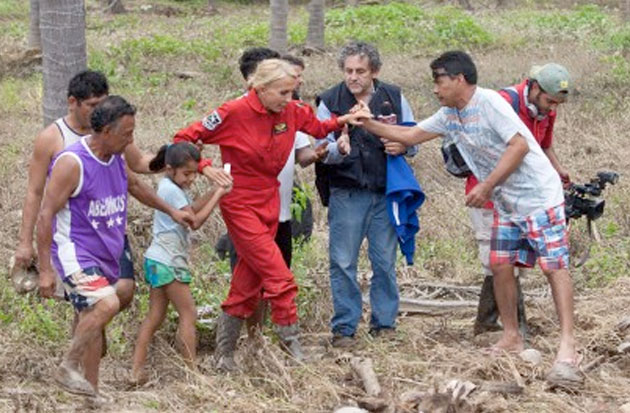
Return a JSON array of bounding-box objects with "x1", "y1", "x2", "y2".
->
[{"x1": 565, "y1": 171, "x2": 619, "y2": 221}]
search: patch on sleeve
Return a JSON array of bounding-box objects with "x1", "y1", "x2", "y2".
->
[{"x1": 202, "y1": 111, "x2": 222, "y2": 131}]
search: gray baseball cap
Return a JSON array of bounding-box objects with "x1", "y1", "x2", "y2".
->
[{"x1": 530, "y1": 63, "x2": 571, "y2": 99}]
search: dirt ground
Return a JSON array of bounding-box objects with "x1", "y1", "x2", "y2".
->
[{"x1": 1, "y1": 0, "x2": 630, "y2": 412}]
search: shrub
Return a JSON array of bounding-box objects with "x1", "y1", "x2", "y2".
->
[{"x1": 324, "y1": 3, "x2": 493, "y2": 52}]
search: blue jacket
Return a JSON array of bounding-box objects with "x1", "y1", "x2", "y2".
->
[{"x1": 386, "y1": 135, "x2": 425, "y2": 265}]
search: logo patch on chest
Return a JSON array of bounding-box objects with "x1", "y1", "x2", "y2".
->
[
  {"x1": 202, "y1": 110, "x2": 222, "y2": 131},
  {"x1": 273, "y1": 122, "x2": 288, "y2": 134}
]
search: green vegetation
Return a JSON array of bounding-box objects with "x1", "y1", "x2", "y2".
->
[
  {"x1": 0, "y1": 0, "x2": 27, "y2": 18},
  {"x1": 0, "y1": 276, "x2": 71, "y2": 347},
  {"x1": 324, "y1": 3, "x2": 494, "y2": 52},
  {"x1": 291, "y1": 184, "x2": 314, "y2": 224},
  {"x1": 584, "y1": 240, "x2": 630, "y2": 287},
  {"x1": 84, "y1": 1, "x2": 495, "y2": 92},
  {"x1": 603, "y1": 26, "x2": 630, "y2": 50},
  {"x1": 0, "y1": 75, "x2": 39, "y2": 110},
  {"x1": 117, "y1": 35, "x2": 221, "y2": 60},
  {"x1": 415, "y1": 236, "x2": 478, "y2": 282},
  {"x1": 2, "y1": 2, "x2": 630, "y2": 410},
  {"x1": 530, "y1": 4, "x2": 610, "y2": 36},
  {"x1": 5, "y1": 21, "x2": 27, "y2": 41}
]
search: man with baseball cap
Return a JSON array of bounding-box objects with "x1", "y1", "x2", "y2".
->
[{"x1": 470, "y1": 63, "x2": 573, "y2": 338}]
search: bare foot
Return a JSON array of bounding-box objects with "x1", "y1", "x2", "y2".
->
[
  {"x1": 554, "y1": 340, "x2": 577, "y2": 365},
  {"x1": 487, "y1": 332, "x2": 524, "y2": 355},
  {"x1": 54, "y1": 362, "x2": 96, "y2": 396},
  {"x1": 129, "y1": 368, "x2": 148, "y2": 387}
]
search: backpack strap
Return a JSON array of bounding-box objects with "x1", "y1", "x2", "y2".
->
[{"x1": 501, "y1": 87, "x2": 520, "y2": 114}]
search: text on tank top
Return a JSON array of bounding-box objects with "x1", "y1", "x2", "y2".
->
[{"x1": 50, "y1": 137, "x2": 128, "y2": 283}]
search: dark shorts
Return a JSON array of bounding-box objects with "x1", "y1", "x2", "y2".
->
[{"x1": 119, "y1": 235, "x2": 135, "y2": 280}]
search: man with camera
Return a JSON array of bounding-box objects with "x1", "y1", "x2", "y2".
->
[
  {"x1": 354, "y1": 51, "x2": 580, "y2": 386},
  {"x1": 470, "y1": 63, "x2": 572, "y2": 336},
  {"x1": 315, "y1": 41, "x2": 416, "y2": 347}
]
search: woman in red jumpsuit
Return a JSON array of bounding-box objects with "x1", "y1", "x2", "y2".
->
[{"x1": 173, "y1": 59, "x2": 356, "y2": 369}]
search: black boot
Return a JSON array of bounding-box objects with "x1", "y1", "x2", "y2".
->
[
  {"x1": 474, "y1": 275, "x2": 501, "y2": 335},
  {"x1": 274, "y1": 323, "x2": 304, "y2": 361},
  {"x1": 215, "y1": 312, "x2": 243, "y2": 372},
  {"x1": 516, "y1": 277, "x2": 529, "y2": 340},
  {"x1": 474, "y1": 275, "x2": 529, "y2": 340}
]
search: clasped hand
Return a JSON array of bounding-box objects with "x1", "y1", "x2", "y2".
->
[{"x1": 347, "y1": 101, "x2": 372, "y2": 125}]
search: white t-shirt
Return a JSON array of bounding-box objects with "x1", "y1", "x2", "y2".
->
[
  {"x1": 278, "y1": 132, "x2": 311, "y2": 222},
  {"x1": 418, "y1": 86, "x2": 563, "y2": 218}
]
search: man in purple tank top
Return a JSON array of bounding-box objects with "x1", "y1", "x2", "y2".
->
[
  {"x1": 11, "y1": 70, "x2": 193, "y2": 311},
  {"x1": 37, "y1": 96, "x2": 136, "y2": 397}
]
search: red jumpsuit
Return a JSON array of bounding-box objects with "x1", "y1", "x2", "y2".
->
[{"x1": 174, "y1": 89, "x2": 339, "y2": 325}]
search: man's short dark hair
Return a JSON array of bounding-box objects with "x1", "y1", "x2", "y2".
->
[
  {"x1": 239, "y1": 47, "x2": 281, "y2": 80},
  {"x1": 430, "y1": 51, "x2": 477, "y2": 85},
  {"x1": 337, "y1": 41, "x2": 382, "y2": 72},
  {"x1": 282, "y1": 54, "x2": 305, "y2": 69},
  {"x1": 90, "y1": 95, "x2": 136, "y2": 133},
  {"x1": 67, "y1": 70, "x2": 109, "y2": 102}
]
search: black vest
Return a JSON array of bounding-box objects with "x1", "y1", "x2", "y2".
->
[{"x1": 316, "y1": 80, "x2": 402, "y2": 198}]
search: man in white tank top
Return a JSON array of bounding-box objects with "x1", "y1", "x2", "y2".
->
[{"x1": 12, "y1": 71, "x2": 193, "y2": 312}]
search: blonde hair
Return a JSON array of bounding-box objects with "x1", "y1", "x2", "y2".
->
[{"x1": 248, "y1": 59, "x2": 297, "y2": 90}]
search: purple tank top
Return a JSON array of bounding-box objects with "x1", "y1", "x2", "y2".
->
[{"x1": 51, "y1": 137, "x2": 128, "y2": 283}]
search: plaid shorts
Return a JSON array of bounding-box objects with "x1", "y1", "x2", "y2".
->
[
  {"x1": 490, "y1": 204, "x2": 569, "y2": 272},
  {"x1": 62, "y1": 267, "x2": 117, "y2": 312}
]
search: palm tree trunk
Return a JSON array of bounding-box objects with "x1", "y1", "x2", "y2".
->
[
  {"x1": 40, "y1": 0, "x2": 87, "y2": 126},
  {"x1": 306, "y1": 0, "x2": 325, "y2": 50},
  {"x1": 458, "y1": 0, "x2": 473, "y2": 11},
  {"x1": 269, "y1": 0, "x2": 288, "y2": 54},
  {"x1": 28, "y1": 0, "x2": 41, "y2": 50}
]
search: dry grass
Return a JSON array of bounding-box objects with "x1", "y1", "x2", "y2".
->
[{"x1": 1, "y1": 0, "x2": 630, "y2": 412}]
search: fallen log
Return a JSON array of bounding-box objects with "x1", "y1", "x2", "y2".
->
[
  {"x1": 362, "y1": 295, "x2": 477, "y2": 312},
  {"x1": 399, "y1": 297, "x2": 478, "y2": 309}
]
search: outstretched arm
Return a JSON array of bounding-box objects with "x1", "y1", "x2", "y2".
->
[
  {"x1": 174, "y1": 108, "x2": 233, "y2": 188},
  {"x1": 127, "y1": 170, "x2": 194, "y2": 227},
  {"x1": 186, "y1": 186, "x2": 230, "y2": 230},
  {"x1": 37, "y1": 155, "x2": 80, "y2": 298},
  {"x1": 124, "y1": 143, "x2": 157, "y2": 174},
  {"x1": 296, "y1": 101, "x2": 361, "y2": 140},
  {"x1": 361, "y1": 118, "x2": 440, "y2": 146}
]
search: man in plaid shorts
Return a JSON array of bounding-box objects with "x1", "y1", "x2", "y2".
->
[{"x1": 355, "y1": 50, "x2": 579, "y2": 384}]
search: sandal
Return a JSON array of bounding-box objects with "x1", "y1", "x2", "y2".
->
[{"x1": 546, "y1": 355, "x2": 584, "y2": 390}]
